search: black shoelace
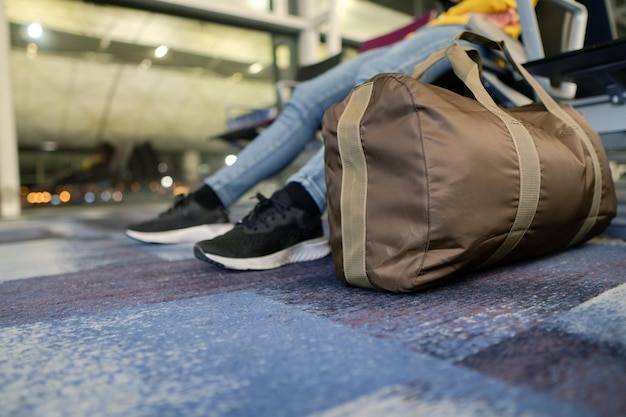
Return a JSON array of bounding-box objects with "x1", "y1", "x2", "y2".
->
[
  {"x1": 160, "y1": 194, "x2": 192, "y2": 218},
  {"x1": 240, "y1": 193, "x2": 289, "y2": 230}
]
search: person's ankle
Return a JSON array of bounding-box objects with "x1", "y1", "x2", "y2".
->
[
  {"x1": 282, "y1": 182, "x2": 321, "y2": 217},
  {"x1": 193, "y1": 185, "x2": 224, "y2": 210}
]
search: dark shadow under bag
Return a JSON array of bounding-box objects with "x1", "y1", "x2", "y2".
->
[{"x1": 322, "y1": 32, "x2": 617, "y2": 293}]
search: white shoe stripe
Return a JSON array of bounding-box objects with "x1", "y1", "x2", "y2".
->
[
  {"x1": 125, "y1": 223, "x2": 233, "y2": 244},
  {"x1": 200, "y1": 237, "x2": 331, "y2": 270}
]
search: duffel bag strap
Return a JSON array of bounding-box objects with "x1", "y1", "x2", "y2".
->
[
  {"x1": 413, "y1": 33, "x2": 541, "y2": 266},
  {"x1": 447, "y1": 31, "x2": 603, "y2": 249},
  {"x1": 336, "y1": 82, "x2": 376, "y2": 289},
  {"x1": 445, "y1": 43, "x2": 541, "y2": 266}
]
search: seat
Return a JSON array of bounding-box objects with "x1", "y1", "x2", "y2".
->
[
  {"x1": 517, "y1": 0, "x2": 626, "y2": 152},
  {"x1": 211, "y1": 57, "x2": 342, "y2": 148},
  {"x1": 469, "y1": 0, "x2": 626, "y2": 155},
  {"x1": 211, "y1": 54, "x2": 344, "y2": 147},
  {"x1": 464, "y1": 0, "x2": 589, "y2": 106},
  {"x1": 218, "y1": 106, "x2": 278, "y2": 145},
  {"x1": 518, "y1": 0, "x2": 589, "y2": 99}
]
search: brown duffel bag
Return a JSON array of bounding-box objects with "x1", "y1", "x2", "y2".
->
[{"x1": 322, "y1": 32, "x2": 617, "y2": 293}]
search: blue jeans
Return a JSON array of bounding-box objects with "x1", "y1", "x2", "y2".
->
[{"x1": 206, "y1": 24, "x2": 468, "y2": 212}]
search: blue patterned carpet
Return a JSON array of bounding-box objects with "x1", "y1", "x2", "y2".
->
[{"x1": 1, "y1": 202, "x2": 625, "y2": 417}]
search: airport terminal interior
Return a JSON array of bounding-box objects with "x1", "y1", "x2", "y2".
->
[
  {"x1": 1, "y1": 0, "x2": 625, "y2": 214},
  {"x1": 2, "y1": 0, "x2": 449, "y2": 212},
  {"x1": 2, "y1": 1, "x2": 626, "y2": 416}
]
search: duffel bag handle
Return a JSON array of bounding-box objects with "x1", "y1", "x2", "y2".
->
[
  {"x1": 413, "y1": 31, "x2": 571, "y2": 128},
  {"x1": 447, "y1": 32, "x2": 573, "y2": 126}
]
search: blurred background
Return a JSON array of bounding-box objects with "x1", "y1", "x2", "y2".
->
[{"x1": 3, "y1": 0, "x2": 626, "y2": 211}]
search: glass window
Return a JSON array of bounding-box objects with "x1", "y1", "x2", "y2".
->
[{"x1": 7, "y1": 0, "x2": 277, "y2": 205}]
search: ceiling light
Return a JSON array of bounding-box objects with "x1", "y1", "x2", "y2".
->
[
  {"x1": 160, "y1": 176, "x2": 174, "y2": 188},
  {"x1": 154, "y1": 45, "x2": 169, "y2": 58},
  {"x1": 27, "y1": 23, "x2": 43, "y2": 39},
  {"x1": 248, "y1": 62, "x2": 264, "y2": 74},
  {"x1": 225, "y1": 155, "x2": 237, "y2": 166},
  {"x1": 247, "y1": 0, "x2": 269, "y2": 11}
]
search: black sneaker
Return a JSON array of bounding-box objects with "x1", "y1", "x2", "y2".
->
[
  {"x1": 193, "y1": 191, "x2": 330, "y2": 270},
  {"x1": 125, "y1": 193, "x2": 233, "y2": 244}
]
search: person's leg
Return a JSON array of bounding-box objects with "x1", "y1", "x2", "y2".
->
[{"x1": 194, "y1": 25, "x2": 472, "y2": 269}]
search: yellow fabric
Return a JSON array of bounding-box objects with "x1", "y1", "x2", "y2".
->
[{"x1": 429, "y1": 0, "x2": 538, "y2": 38}]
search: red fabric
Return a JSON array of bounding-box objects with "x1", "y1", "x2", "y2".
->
[{"x1": 358, "y1": 10, "x2": 438, "y2": 53}]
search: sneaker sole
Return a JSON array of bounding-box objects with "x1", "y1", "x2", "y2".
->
[
  {"x1": 125, "y1": 223, "x2": 234, "y2": 244},
  {"x1": 194, "y1": 237, "x2": 331, "y2": 270}
]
